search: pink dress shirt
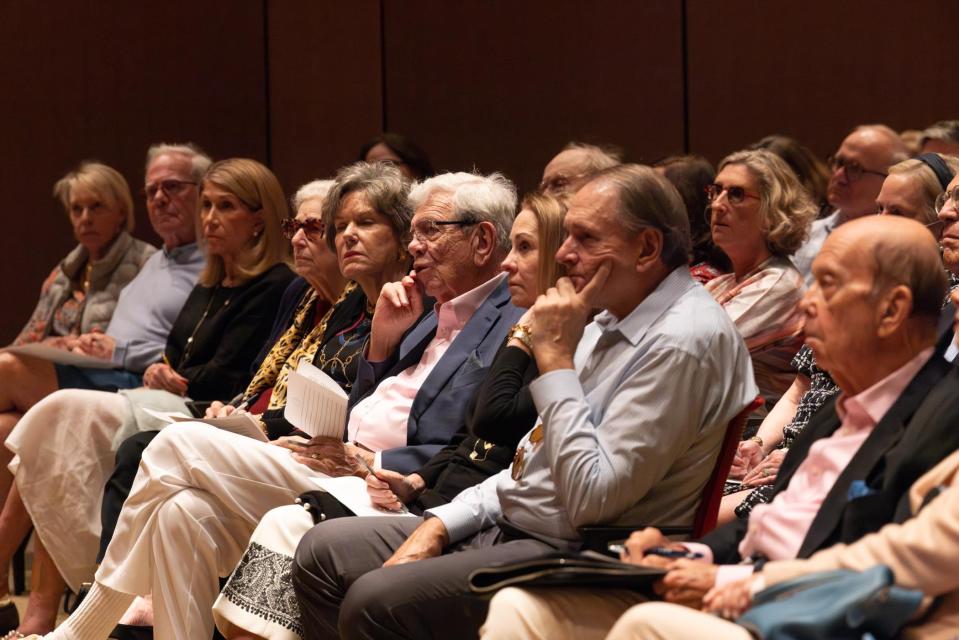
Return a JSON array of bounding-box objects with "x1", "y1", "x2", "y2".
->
[
  {"x1": 687, "y1": 346, "x2": 934, "y2": 585},
  {"x1": 347, "y1": 273, "x2": 507, "y2": 467}
]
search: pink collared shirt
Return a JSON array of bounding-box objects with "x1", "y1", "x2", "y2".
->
[
  {"x1": 347, "y1": 273, "x2": 507, "y2": 466},
  {"x1": 693, "y1": 346, "x2": 934, "y2": 586}
]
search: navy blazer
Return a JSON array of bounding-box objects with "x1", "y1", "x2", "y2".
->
[
  {"x1": 702, "y1": 337, "x2": 954, "y2": 564},
  {"x1": 348, "y1": 278, "x2": 525, "y2": 474}
]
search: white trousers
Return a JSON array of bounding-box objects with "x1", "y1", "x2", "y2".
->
[
  {"x1": 6, "y1": 388, "x2": 131, "y2": 592},
  {"x1": 481, "y1": 589, "x2": 748, "y2": 640},
  {"x1": 95, "y1": 422, "x2": 321, "y2": 640}
]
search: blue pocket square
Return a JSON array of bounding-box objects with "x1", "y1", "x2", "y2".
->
[{"x1": 847, "y1": 480, "x2": 877, "y2": 501}]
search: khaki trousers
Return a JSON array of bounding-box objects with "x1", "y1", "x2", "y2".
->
[{"x1": 481, "y1": 589, "x2": 750, "y2": 640}]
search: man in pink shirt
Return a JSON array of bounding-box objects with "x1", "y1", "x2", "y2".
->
[{"x1": 480, "y1": 215, "x2": 958, "y2": 640}]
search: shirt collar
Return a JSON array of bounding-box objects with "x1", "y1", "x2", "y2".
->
[
  {"x1": 163, "y1": 242, "x2": 201, "y2": 262},
  {"x1": 435, "y1": 272, "x2": 506, "y2": 335},
  {"x1": 835, "y1": 346, "x2": 934, "y2": 430},
  {"x1": 592, "y1": 266, "x2": 695, "y2": 347}
]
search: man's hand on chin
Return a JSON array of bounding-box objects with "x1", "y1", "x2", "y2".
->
[
  {"x1": 530, "y1": 261, "x2": 611, "y2": 373},
  {"x1": 383, "y1": 517, "x2": 450, "y2": 567}
]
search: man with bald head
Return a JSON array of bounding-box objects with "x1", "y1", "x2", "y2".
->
[
  {"x1": 479, "y1": 216, "x2": 959, "y2": 640},
  {"x1": 792, "y1": 125, "x2": 910, "y2": 284},
  {"x1": 538, "y1": 141, "x2": 622, "y2": 199}
]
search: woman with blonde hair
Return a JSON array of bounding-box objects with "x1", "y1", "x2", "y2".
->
[
  {"x1": 705, "y1": 149, "x2": 817, "y2": 409},
  {"x1": 15, "y1": 161, "x2": 154, "y2": 346},
  {"x1": 877, "y1": 153, "x2": 959, "y2": 238},
  {"x1": 0, "y1": 158, "x2": 294, "y2": 637}
]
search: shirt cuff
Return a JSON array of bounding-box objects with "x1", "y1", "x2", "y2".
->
[
  {"x1": 424, "y1": 501, "x2": 482, "y2": 545},
  {"x1": 529, "y1": 368, "x2": 583, "y2": 411},
  {"x1": 681, "y1": 542, "x2": 714, "y2": 563},
  {"x1": 111, "y1": 340, "x2": 128, "y2": 366},
  {"x1": 373, "y1": 451, "x2": 383, "y2": 469},
  {"x1": 715, "y1": 564, "x2": 755, "y2": 588}
]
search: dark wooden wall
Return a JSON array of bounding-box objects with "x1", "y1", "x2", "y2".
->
[{"x1": 2, "y1": 0, "x2": 957, "y2": 343}]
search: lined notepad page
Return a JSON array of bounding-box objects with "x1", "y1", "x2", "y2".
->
[{"x1": 284, "y1": 359, "x2": 349, "y2": 438}]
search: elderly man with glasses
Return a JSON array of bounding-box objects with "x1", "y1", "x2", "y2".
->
[
  {"x1": 538, "y1": 141, "x2": 622, "y2": 199},
  {"x1": 289, "y1": 164, "x2": 757, "y2": 640},
  {"x1": 0, "y1": 143, "x2": 209, "y2": 633},
  {"x1": 791, "y1": 124, "x2": 909, "y2": 285},
  {"x1": 39, "y1": 172, "x2": 523, "y2": 640}
]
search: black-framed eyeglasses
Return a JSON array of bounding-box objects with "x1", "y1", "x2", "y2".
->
[
  {"x1": 935, "y1": 186, "x2": 959, "y2": 214},
  {"x1": 282, "y1": 217, "x2": 325, "y2": 239},
  {"x1": 828, "y1": 155, "x2": 887, "y2": 182},
  {"x1": 142, "y1": 179, "x2": 197, "y2": 200},
  {"x1": 704, "y1": 183, "x2": 761, "y2": 205},
  {"x1": 411, "y1": 217, "x2": 478, "y2": 242}
]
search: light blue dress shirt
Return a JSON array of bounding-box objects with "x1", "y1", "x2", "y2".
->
[{"x1": 427, "y1": 267, "x2": 759, "y2": 546}]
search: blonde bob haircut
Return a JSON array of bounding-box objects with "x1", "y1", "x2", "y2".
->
[
  {"x1": 718, "y1": 149, "x2": 817, "y2": 256},
  {"x1": 887, "y1": 155, "x2": 959, "y2": 227},
  {"x1": 198, "y1": 158, "x2": 291, "y2": 286},
  {"x1": 53, "y1": 161, "x2": 135, "y2": 233},
  {"x1": 519, "y1": 193, "x2": 568, "y2": 295}
]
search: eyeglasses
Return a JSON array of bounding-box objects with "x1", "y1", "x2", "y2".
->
[
  {"x1": 410, "y1": 217, "x2": 477, "y2": 243},
  {"x1": 539, "y1": 173, "x2": 587, "y2": 195},
  {"x1": 828, "y1": 155, "x2": 887, "y2": 182},
  {"x1": 704, "y1": 183, "x2": 761, "y2": 205},
  {"x1": 282, "y1": 217, "x2": 325, "y2": 239},
  {"x1": 935, "y1": 186, "x2": 959, "y2": 214},
  {"x1": 142, "y1": 179, "x2": 197, "y2": 200}
]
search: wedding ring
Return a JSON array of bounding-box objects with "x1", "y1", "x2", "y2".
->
[
  {"x1": 310, "y1": 453, "x2": 319, "y2": 460},
  {"x1": 762, "y1": 468, "x2": 771, "y2": 477}
]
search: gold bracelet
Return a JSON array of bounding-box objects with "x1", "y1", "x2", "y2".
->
[
  {"x1": 749, "y1": 435, "x2": 764, "y2": 449},
  {"x1": 508, "y1": 323, "x2": 533, "y2": 351}
]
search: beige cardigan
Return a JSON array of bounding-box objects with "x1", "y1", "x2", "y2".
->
[{"x1": 762, "y1": 448, "x2": 959, "y2": 640}]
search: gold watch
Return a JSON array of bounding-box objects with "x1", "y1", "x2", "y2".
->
[{"x1": 508, "y1": 323, "x2": 533, "y2": 350}]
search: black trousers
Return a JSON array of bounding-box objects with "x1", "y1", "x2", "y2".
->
[{"x1": 96, "y1": 430, "x2": 159, "y2": 562}]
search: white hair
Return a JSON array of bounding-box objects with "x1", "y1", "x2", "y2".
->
[
  {"x1": 408, "y1": 172, "x2": 517, "y2": 252},
  {"x1": 293, "y1": 179, "x2": 335, "y2": 211},
  {"x1": 145, "y1": 142, "x2": 212, "y2": 182}
]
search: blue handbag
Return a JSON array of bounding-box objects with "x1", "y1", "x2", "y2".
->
[{"x1": 736, "y1": 565, "x2": 924, "y2": 640}]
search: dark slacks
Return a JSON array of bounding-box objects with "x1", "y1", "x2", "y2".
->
[
  {"x1": 292, "y1": 516, "x2": 555, "y2": 640},
  {"x1": 96, "y1": 430, "x2": 159, "y2": 562}
]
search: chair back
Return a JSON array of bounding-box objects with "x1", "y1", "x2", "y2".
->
[{"x1": 691, "y1": 395, "x2": 764, "y2": 538}]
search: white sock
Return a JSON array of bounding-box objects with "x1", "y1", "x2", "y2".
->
[{"x1": 49, "y1": 581, "x2": 134, "y2": 640}]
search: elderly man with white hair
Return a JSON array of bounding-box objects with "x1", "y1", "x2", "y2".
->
[
  {"x1": 36, "y1": 171, "x2": 523, "y2": 640},
  {"x1": 290, "y1": 164, "x2": 757, "y2": 640}
]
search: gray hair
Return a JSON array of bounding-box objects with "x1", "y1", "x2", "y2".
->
[
  {"x1": 588, "y1": 164, "x2": 691, "y2": 269},
  {"x1": 145, "y1": 142, "x2": 212, "y2": 182},
  {"x1": 561, "y1": 141, "x2": 623, "y2": 174},
  {"x1": 323, "y1": 162, "x2": 412, "y2": 250},
  {"x1": 921, "y1": 120, "x2": 959, "y2": 146},
  {"x1": 408, "y1": 171, "x2": 517, "y2": 253},
  {"x1": 292, "y1": 179, "x2": 335, "y2": 212}
]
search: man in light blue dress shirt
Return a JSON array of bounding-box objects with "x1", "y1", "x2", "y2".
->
[{"x1": 291, "y1": 164, "x2": 758, "y2": 640}]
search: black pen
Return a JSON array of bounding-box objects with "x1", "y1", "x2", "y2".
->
[
  {"x1": 644, "y1": 546, "x2": 704, "y2": 560},
  {"x1": 354, "y1": 454, "x2": 410, "y2": 514}
]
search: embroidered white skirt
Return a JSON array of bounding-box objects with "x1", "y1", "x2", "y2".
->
[{"x1": 212, "y1": 504, "x2": 315, "y2": 640}]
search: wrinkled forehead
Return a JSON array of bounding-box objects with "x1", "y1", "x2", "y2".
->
[
  {"x1": 412, "y1": 191, "x2": 455, "y2": 221},
  {"x1": 543, "y1": 149, "x2": 590, "y2": 179},
  {"x1": 147, "y1": 153, "x2": 194, "y2": 182}
]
